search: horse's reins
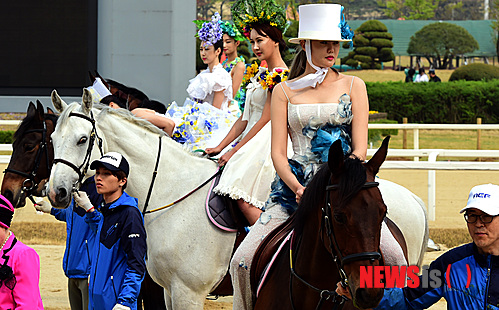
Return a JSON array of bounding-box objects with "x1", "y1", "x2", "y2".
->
[
  {"x1": 288, "y1": 180, "x2": 381, "y2": 310},
  {"x1": 52, "y1": 111, "x2": 103, "y2": 191},
  {"x1": 4, "y1": 119, "x2": 51, "y2": 204},
  {"x1": 143, "y1": 165, "x2": 223, "y2": 214}
]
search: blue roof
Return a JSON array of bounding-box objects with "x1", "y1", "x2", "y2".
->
[{"x1": 338, "y1": 19, "x2": 496, "y2": 58}]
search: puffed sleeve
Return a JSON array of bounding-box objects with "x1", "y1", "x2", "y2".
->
[
  {"x1": 186, "y1": 66, "x2": 232, "y2": 102},
  {"x1": 12, "y1": 245, "x2": 43, "y2": 309}
]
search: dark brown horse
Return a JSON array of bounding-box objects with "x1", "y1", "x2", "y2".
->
[
  {"x1": 1, "y1": 101, "x2": 57, "y2": 208},
  {"x1": 253, "y1": 137, "x2": 391, "y2": 310}
]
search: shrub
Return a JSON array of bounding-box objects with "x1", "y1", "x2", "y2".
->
[
  {"x1": 366, "y1": 80, "x2": 499, "y2": 124},
  {"x1": 449, "y1": 63, "x2": 499, "y2": 81},
  {"x1": 0, "y1": 131, "x2": 14, "y2": 144}
]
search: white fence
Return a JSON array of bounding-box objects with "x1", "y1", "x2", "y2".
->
[{"x1": 368, "y1": 123, "x2": 499, "y2": 221}]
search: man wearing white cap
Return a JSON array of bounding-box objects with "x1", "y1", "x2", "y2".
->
[
  {"x1": 337, "y1": 183, "x2": 499, "y2": 309},
  {"x1": 73, "y1": 152, "x2": 147, "y2": 310}
]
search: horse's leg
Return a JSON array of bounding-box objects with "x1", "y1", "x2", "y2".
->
[{"x1": 169, "y1": 279, "x2": 208, "y2": 310}]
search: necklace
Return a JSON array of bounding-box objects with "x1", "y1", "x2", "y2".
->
[{"x1": 0, "y1": 231, "x2": 11, "y2": 252}]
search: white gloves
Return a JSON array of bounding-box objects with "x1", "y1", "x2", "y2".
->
[
  {"x1": 73, "y1": 191, "x2": 94, "y2": 212},
  {"x1": 112, "y1": 304, "x2": 131, "y2": 310},
  {"x1": 34, "y1": 200, "x2": 52, "y2": 213}
]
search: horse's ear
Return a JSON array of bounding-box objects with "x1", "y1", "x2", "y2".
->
[
  {"x1": 27, "y1": 101, "x2": 36, "y2": 118},
  {"x1": 328, "y1": 139, "x2": 345, "y2": 175},
  {"x1": 365, "y1": 136, "x2": 390, "y2": 176},
  {"x1": 95, "y1": 70, "x2": 110, "y2": 89},
  {"x1": 82, "y1": 88, "x2": 93, "y2": 115},
  {"x1": 35, "y1": 100, "x2": 44, "y2": 121},
  {"x1": 88, "y1": 71, "x2": 96, "y2": 83},
  {"x1": 51, "y1": 90, "x2": 68, "y2": 113},
  {"x1": 46, "y1": 107, "x2": 55, "y2": 115}
]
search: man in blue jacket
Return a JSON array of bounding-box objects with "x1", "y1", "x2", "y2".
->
[
  {"x1": 35, "y1": 176, "x2": 102, "y2": 310},
  {"x1": 73, "y1": 152, "x2": 147, "y2": 310},
  {"x1": 337, "y1": 183, "x2": 499, "y2": 309}
]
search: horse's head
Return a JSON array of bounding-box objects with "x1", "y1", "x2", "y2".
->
[
  {"x1": 1, "y1": 101, "x2": 57, "y2": 208},
  {"x1": 325, "y1": 137, "x2": 389, "y2": 309},
  {"x1": 47, "y1": 89, "x2": 102, "y2": 208}
]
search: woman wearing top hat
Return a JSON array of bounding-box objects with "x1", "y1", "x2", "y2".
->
[{"x1": 229, "y1": 3, "x2": 369, "y2": 309}]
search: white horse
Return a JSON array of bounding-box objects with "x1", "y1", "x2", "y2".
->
[{"x1": 47, "y1": 89, "x2": 428, "y2": 309}]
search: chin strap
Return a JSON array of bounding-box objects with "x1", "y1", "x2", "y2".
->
[{"x1": 286, "y1": 40, "x2": 329, "y2": 90}]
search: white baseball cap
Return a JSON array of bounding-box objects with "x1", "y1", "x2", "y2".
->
[
  {"x1": 90, "y1": 152, "x2": 129, "y2": 177},
  {"x1": 460, "y1": 184, "x2": 499, "y2": 216}
]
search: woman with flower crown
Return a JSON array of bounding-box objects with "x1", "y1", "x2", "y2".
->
[
  {"x1": 205, "y1": 0, "x2": 289, "y2": 229},
  {"x1": 220, "y1": 21, "x2": 247, "y2": 114},
  {"x1": 132, "y1": 12, "x2": 238, "y2": 151},
  {"x1": 228, "y1": 4, "x2": 369, "y2": 309}
]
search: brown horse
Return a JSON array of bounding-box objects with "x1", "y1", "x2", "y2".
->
[
  {"x1": 253, "y1": 137, "x2": 391, "y2": 310},
  {"x1": 1, "y1": 101, "x2": 57, "y2": 208}
]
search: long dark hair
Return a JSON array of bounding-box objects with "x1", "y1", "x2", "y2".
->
[
  {"x1": 252, "y1": 23, "x2": 286, "y2": 53},
  {"x1": 289, "y1": 48, "x2": 307, "y2": 79}
]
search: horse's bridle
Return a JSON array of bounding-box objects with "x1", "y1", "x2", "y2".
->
[
  {"x1": 4, "y1": 119, "x2": 51, "y2": 204},
  {"x1": 52, "y1": 111, "x2": 103, "y2": 191},
  {"x1": 289, "y1": 180, "x2": 382, "y2": 310}
]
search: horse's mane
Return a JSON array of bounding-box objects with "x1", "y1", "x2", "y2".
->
[
  {"x1": 14, "y1": 110, "x2": 58, "y2": 141},
  {"x1": 58, "y1": 102, "x2": 203, "y2": 159},
  {"x1": 292, "y1": 156, "x2": 367, "y2": 236}
]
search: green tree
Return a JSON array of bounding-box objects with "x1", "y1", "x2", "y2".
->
[
  {"x1": 380, "y1": 0, "x2": 439, "y2": 19},
  {"x1": 341, "y1": 20, "x2": 394, "y2": 69},
  {"x1": 407, "y1": 22, "x2": 479, "y2": 69}
]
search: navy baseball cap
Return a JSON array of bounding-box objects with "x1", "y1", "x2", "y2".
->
[{"x1": 90, "y1": 152, "x2": 129, "y2": 177}]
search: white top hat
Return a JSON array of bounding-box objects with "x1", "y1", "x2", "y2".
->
[
  {"x1": 460, "y1": 184, "x2": 499, "y2": 216},
  {"x1": 289, "y1": 4, "x2": 353, "y2": 44}
]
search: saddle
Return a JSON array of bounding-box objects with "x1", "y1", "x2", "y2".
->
[
  {"x1": 250, "y1": 215, "x2": 408, "y2": 297},
  {"x1": 205, "y1": 172, "x2": 250, "y2": 296}
]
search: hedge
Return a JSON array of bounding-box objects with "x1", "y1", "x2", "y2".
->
[
  {"x1": 0, "y1": 131, "x2": 14, "y2": 144},
  {"x1": 366, "y1": 80, "x2": 499, "y2": 124}
]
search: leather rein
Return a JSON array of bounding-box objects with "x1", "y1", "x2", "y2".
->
[
  {"x1": 4, "y1": 119, "x2": 51, "y2": 204},
  {"x1": 289, "y1": 180, "x2": 381, "y2": 310}
]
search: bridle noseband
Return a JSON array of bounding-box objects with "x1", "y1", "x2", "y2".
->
[
  {"x1": 4, "y1": 119, "x2": 51, "y2": 204},
  {"x1": 52, "y1": 111, "x2": 103, "y2": 191}
]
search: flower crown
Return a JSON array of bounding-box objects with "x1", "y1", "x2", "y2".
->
[
  {"x1": 231, "y1": 0, "x2": 288, "y2": 39},
  {"x1": 220, "y1": 21, "x2": 246, "y2": 42},
  {"x1": 195, "y1": 12, "x2": 223, "y2": 46}
]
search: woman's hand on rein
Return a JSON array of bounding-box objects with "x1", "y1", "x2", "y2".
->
[
  {"x1": 335, "y1": 282, "x2": 351, "y2": 300},
  {"x1": 205, "y1": 146, "x2": 221, "y2": 156},
  {"x1": 217, "y1": 149, "x2": 236, "y2": 166},
  {"x1": 295, "y1": 186, "x2": 306, "y2": 204}
]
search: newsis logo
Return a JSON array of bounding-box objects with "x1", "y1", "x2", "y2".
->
[{"x1": 359, "y1": 264, "x2": 471, "y2": 289}]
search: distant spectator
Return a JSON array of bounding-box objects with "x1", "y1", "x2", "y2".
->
[
  {"x1": 0, "y1": 194, "x2": 44, "y2": 309},
  {"x1": 429, "y1": 69, "x2": 441, "y2": 82},
  {"x1": 415, "y1": 68, "x2": 429, "y2": 82},
  {"x1": 405, "y1": 68, "x2": 416, "y2": 83}
]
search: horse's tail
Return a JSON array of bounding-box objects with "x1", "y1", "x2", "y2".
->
[{"x1": 412, "y1": 192, "x2": 429, "y2": 269}]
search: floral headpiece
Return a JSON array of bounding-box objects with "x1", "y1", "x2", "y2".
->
[
  {"x1": 339, "y1": 6, "x2": 354, "y2": 48},
  {"x1": 195, "y1": 12, "x2": 223, "y2": 46},
  {"x1": 231, "y1": 0, "x2": 288, "y2": 39},
  {"x1": 220, "y1": 21, "x2": 246, "y2": 42}
]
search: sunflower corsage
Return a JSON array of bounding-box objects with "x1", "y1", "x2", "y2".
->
[{"x1": 258, "y1": 68, "x2": 289, "y2": 91}]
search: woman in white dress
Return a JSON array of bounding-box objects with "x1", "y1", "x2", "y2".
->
[
  {"x1": 133, "y1": 13, "x2": 237, "y2": 151},
  {"x1": 229, "y1": 4, "x2": 365, "y2": 309},
  {"x1": 204, "y1": 0, "x2": 289, "y2": 225}
]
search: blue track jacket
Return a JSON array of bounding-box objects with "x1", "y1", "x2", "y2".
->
[
  {"x1": 85, "y1": 191, "x2": 147, "y2": 310},
  {"x1": 375, "y1": 243, "x2": 499, "y2": 309},
  {"x1": 51, "y1": 176, "x2": 102, "y2": 278}
]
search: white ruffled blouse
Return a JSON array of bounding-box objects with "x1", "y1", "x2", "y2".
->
[{"x1": 186, "y1": 64, "x2": 233, "y2": 110}]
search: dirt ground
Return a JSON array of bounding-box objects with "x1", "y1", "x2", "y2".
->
[{"x1": 11, "y1": 166, "x2": 499, "y2": 309}]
